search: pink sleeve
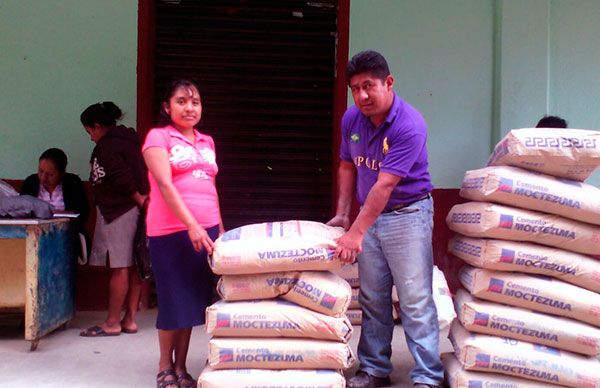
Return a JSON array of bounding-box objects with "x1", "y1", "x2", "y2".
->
[
  {"x1": 142, "y1": 128, "x2": 169, "y2": 152},
  {"x1": 207, "y1": 135, "x2": 216, "y2": 152}
]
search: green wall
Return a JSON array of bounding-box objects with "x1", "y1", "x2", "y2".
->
[
  {"x1": 1, "y1": 0, "x2": 599, "y2": 187},
  {"x1": 0, "y1": 0, "x2": 137, "y2": 180},
  {"x1": 350, "y1": 0, "x2": 600, "y2": 187}
]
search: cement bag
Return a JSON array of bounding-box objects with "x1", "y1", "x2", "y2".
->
[
  {"x1": 392, "y1": 265, "x2": 456, "y2": 330},
  {"x1": 449, "y1": 235, "x2": 600, "y2": 293},
  {"x1": 446, "y1": 201, "x2": 600, "y2": 255},
  {"x1": 349, "y1": 287, "x2": 360, "y2": 309},
  {"x1": 198, "y1": 367, "x2": 346, "y2": 388},
  {"x1": 443, "y1": 353, "x2": 558, "y2": 388},
  {"x1": 208, "y1": 337, "x2": 356, "y2": 370},
  {"x1": 460, "y1": 165, "x2": 600, "y2": 225},
  {"x1": 205, "y1": 299, "x2": 353, "y2": 343},
  {"x1": 459, "y1": 265, "x2": 600, "y2": 327},
  {"x1": 450, "y1": 321, "x2": 600, "y2": 387},
  {"x1": 346, "y1": 309, "x2": 362, "y2": 326},
  {"x1": 210, "y1": 220, "x2": 344, "y2": 275},
  {"x1": 332, "y1": 262, "x2": 360, "y2": 287},
  {"x1": 487, "y1": 127, "x2": 600, "y2": 181},
  {"x1": 455, "y1": 289, "x2": 600, "y2": 355},
  {"x1": 217, "y1": 270, "x2": 352, "y2": 317}
]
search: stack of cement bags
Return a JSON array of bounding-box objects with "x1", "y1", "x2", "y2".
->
[
  {"x1": 198, "y1": 220, "x2": 355, "y2": 388},
  {"x1": 444, "y1": 128, "x2": 600, "y2": 387},
  {"x1": 332, "y1": 263, "x2": 362, "y2": 325}
]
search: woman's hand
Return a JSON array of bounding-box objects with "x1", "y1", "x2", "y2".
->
[{"x1": 188, "y1": 222, "x2": 215, "y2": 254}]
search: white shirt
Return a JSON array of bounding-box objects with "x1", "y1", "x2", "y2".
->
[{"x1": 38, "y1": 183, "x2": 65, "y2": 210}]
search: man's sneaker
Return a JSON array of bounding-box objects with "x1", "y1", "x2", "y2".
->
[{"x1": 347, "y1": 371, "x2": 391, "y2": 388}]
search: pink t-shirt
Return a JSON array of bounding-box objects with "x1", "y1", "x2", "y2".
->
[{"x1": 142, "y1": 125, "x2": 220, "y2": 236}]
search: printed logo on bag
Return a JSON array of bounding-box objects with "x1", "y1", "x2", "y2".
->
[
  {"x1": 533, "y1": 343, "x2": 561, "y2": 356},
  {"x1": 468, "y1": 381, "x2": 483, "y2": 388},
  {"x1": 320, "y1": 293, "x2": 338, "y2": 309},
  {"x1": 219, "y1": 348, "x2": 234, "y2": 362},
  {"x1": 475, "y1": 353, "x2": 490, "y2": 368},
  {"x1": 487, "y1": 278, "x2": 505, "y2": 293},
  {"x1": 498, "y1": 177, "x2": 514, "y2": 193},
  {"x1": 499, "y1": 248, "x2": 515, "y2": 263},
  {"x1": 216, "y1": 313, "x2": 231, "y2": 328},
  {"x1": 498, "y1": 214, "x2": 514, "y2": 229},
  {"x1": 473, "y1": 312, "x2": 490, "y2": 326}
]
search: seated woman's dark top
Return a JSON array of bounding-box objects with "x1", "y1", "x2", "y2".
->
[{"x1": 20, "y1": 173, "x2": 90, "y2": 227}]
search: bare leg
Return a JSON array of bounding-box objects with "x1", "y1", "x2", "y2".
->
[
  {"x1": 158, "y1": 329, "x2": 177, "y2": 370},
  {"x1": 99, "y1": 267, "x2": 129, "y2": 334},
  {"x1": 121, "y1": 267, "x2": 142, "y2": 332},
  {"x1": 157, "y1": 329, "x2": 178, "y2": 386},
  {"x1": 173, "y1": 328, "x2": 193, "y2": 375}
]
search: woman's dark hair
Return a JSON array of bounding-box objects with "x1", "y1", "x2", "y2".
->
[
  {"x1": 156, "y1": 79, "x2": 201, "y2": 127},
  {"x1": 347, "y1": 50, "x2": 391, "y2": 85},
  {"x1": 39, "y1": 148, "x2": 68, "y2": 173},
  {"x1": 80, "y1": 101, "x2": 123, "y2": 127},
  {"x1": 536, "y1": 115, "x2": 568, "y2": 128}
]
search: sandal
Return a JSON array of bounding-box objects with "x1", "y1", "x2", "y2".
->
[
  {"x1": 79, "y1": 325, "x2": 120, "y2": 337},
  {"x1": 157, "y1": 368, "x2": 179, "y2": 388},
  {"x1": 177, "y1": 372, "x2": 197, "y2": 388}
]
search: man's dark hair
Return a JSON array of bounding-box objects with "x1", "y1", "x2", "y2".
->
[
  {"x1": 347, "y1": 50, "x2": 391, "y2": 84},
  {"x1": 536, "y1": 115, "x2": 568, "y2": 128}
]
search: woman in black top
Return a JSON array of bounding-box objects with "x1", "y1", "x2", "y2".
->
[
  {"x1": 78, "y1": 102, "x2": 149, "y2": 338},
  {"x1": 21, "y1": 147, "x2": 89, "y2": 229}
]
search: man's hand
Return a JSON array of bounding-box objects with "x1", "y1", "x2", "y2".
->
[
  {"x1": 326, "y1": 214, "x2": 351, "y2": 230},
  {"x1": 335, "y1": 229, "x2": 363, "y2": 263}
]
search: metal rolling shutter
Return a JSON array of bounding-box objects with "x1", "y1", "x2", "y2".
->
[{"x1": 154, "y1": 0, "x2": 338, "y2": 229}]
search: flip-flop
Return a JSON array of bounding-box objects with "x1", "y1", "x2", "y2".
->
[
  {"x1": 79, "y1": 325, "x2": 121, "y2": 337},
  {"x1": 121, "y1": 327, "x2": 138, "y2": 334}
]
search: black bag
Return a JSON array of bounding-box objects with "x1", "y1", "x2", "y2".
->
[{"x1": 133, "y1": 210, "x2": 152, "y2": 280}]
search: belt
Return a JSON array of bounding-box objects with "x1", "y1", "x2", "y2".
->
[{"x1": 383, "y1": 193, "x2": 431, "y2": 213}]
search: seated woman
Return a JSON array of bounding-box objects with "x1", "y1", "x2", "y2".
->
[{"x1": 20, "y1": 147, "x2": 90, "y2": 230}]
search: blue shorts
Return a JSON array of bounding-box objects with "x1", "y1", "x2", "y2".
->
[{"x1": 149, "y1": 226, "x2": 218, "y2": 330}]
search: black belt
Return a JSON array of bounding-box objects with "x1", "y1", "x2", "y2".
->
[{"x1": 383, "y1": 193, "x2": 431, "y2": 213}]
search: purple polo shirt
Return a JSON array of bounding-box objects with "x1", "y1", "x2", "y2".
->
[{"x1": 340, "y1": 92, "x2": 433, "y2": 210}]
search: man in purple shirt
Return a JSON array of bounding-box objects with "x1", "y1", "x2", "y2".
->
[{"x1": 328, "y1": 50, "x2": 443, "y2": 388}]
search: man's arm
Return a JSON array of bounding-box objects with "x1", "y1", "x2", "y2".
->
[
  {"x1": 327, "y1": 160, "x2": 357, "y2": 230},
  {"x1": 336, "y1": 171, "x2": 401, "y2": 262}
]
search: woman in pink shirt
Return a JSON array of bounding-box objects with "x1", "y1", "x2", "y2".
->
[{"x1": 143, "y1": 79, "x2": 224, "y2": 388}]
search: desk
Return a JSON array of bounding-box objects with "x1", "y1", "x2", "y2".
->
[{"x1": 0, "y1": 218, "x2": 76, "y2": 350}]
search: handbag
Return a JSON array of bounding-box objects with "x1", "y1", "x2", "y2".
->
[{"x1": 133, "y1": 210, "x2": 152, "y2": 280}]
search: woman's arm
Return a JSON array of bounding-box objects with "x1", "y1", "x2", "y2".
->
[
  {"x1": 20, "y1": 174, "x2": 39, "y2": 196},
  {"x1": 143, "y1": 147, "x2": 215, "y2": 254},
  {"x1": 67, "y1": 174, "x2": 90, "y2": 225}
]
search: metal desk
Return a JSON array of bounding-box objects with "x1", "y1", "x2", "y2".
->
[{"x1": 0, "y1": 218, "x2": 76, "y2": 350}]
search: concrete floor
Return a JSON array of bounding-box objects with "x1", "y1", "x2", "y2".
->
[{"x1": 0, "y1": 309, "x2": 426, "y2": 388}]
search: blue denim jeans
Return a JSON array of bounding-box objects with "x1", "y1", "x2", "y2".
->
[{"x1": 356, "y1": 196, "x2": 443, "y2": 385}]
